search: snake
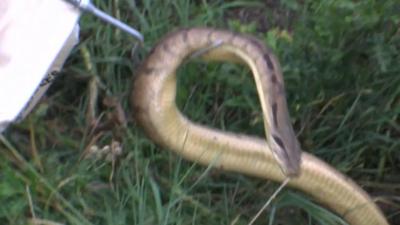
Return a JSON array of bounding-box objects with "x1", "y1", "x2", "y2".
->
[{"x1": 131, "y1": 27, "x2": 388, "y2": 225}]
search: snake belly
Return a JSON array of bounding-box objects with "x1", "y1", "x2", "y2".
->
[{"x1": 131, "y1": 27, "x2": 388, "y2": 225}]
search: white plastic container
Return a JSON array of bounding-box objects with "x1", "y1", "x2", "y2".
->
[{"x1": 0, "y1": 0, "x2": 81, "y2": 133}]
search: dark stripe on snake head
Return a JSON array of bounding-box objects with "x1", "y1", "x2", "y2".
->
[
  {"x1": 272, "y1": 134, "x2": 286, "y2": 151},
  {"x1": 263, "y1": 53, "x2": 274, "y2": 71},
  {"x1": 271, "y1": 73, "x2": 277, "y2": 84},
  {"x1": 272, "y1": 102, "x2": 279, "y2": 127}
]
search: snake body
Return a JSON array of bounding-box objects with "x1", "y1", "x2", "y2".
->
[{"x1": 131, "y1": 28, "x2": 388, "y2": 225}]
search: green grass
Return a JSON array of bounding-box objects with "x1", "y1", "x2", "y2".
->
[{"x1": 1, "y1": 0, "x2": 399, "y2": 224}]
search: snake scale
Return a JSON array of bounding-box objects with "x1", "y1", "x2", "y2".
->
[{"x1": 131, "y1": 27, "x2": 388, "y2": 225}]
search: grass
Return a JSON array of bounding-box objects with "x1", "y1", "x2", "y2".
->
[{"x1": 1, "y1": 0, "x2": 399, "y2": 224}]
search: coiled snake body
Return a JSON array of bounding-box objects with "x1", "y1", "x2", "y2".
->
[{"x1": 131, "y1": 28, "x2": 388, "y2": 225}]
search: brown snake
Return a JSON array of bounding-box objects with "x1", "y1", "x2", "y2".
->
[{"x1": 131, "y1": 28, "x2": 388, "y2": 225}]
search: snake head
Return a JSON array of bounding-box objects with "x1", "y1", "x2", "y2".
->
[{"x1": 268, "y1": 130, "x2": 302, "y2": 177}]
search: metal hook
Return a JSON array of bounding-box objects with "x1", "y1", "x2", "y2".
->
[{"x1": 64, "y1": 0, "x2": 144, "y2": 42}]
